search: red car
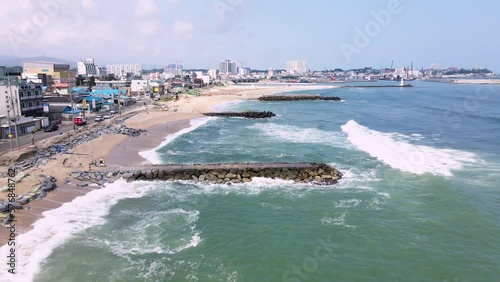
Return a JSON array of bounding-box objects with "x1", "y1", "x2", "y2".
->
[{"x1": 74, "y1": 117, "x2": 87, "y2": 126}]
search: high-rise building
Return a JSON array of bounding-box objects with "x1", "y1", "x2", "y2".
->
[
  {"x1": 219, "y1": 60, "x2": 238, "y2": 75},
  {"x1": 286, "y1": 60, "x2": 307, "y2": 74},
  {"x1": 77, "y1": 58, "x2": 97, "y2": 77},
  {"x1": 164, "y1": 64, "x2": 183, "y2": 76},
  {"x1": 106, "y1": 63, "x2": 142, "y2": 77}
]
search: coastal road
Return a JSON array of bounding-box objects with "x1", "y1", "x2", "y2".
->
[
  {"x1": 0, "y1": 102, "x2": 144, "y2": 154},
  {"x1": 0, "y1": 121, "x2": 94, "y2": 153}
]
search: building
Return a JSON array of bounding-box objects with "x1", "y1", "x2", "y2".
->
[
  {"x1": 96, "y1": 66, "x2": 107, "y2": 77},
  {"x1": 77, "y1": 58, "x2": 97, "y2": 77},
  {"x1": 18, "y1": 81, "x2": 44, "y2": 117},
  {"x1": 131, "y1": 80, "x2": 150, "y2": 95},
  {"x1": 22, "y1": 61, "x2": 74, "y2": 85},
  {"x1": 164, "y1": 64, "x2": 183, "y2": 76},
  {"x1": 106, "y1": 63, "x2": 142, "y2": 78},
  {"x1": 95, "y1": 80, "x2": 131, "y2": 88},
  {"x1": 208, "y1": 69, "x2": 218, "y2": 79},
  {"x1": 0, "y1": 72, "x2": 45, "y2": 139},
  {"x1": 286, "y1": 60, "x2": 307, "y2": 74},
  {"x1": 219, "y1": 60, "x2": 238, "y2": 75},
  {"x1": 239, "y1": 67, "x2": 251, "y2": 76},
  {"x1": 267, "y1": 68, "x2": 275, "y2": 78}
]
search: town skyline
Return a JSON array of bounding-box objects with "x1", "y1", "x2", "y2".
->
[{"x1": 1, "y1": 1, "x2": 500, "y2": 71}]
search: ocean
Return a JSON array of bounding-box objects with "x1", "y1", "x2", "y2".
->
[{"x1": 4, "y1": 81, "x2": 500, "y2": 281}]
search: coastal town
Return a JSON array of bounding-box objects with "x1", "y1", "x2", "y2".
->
[{"x1": 0, "y1": 58, "x2": 498, "y2": 148}]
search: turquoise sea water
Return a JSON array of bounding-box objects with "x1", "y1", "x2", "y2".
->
[{"x1": 3, "y1": 82, "x2": 500, "y2": 281}]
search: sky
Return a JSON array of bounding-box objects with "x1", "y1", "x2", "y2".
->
[{"x1": 0, "y1": 0, "x2": 499, "y2": 71}]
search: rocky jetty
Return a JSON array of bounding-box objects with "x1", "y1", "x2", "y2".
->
[
  {"x1": 0, "y1": 176, "x2": 57, "y2": 223},
  {"x1": 71, "y1": 162, "x2": 343, "y2": 186},
  {"x1": 258, "y1": 95, "x2": 342, "y2": 101},
  {"x1": 203, "y1": 111, "x2": 276, "y2": 119}
]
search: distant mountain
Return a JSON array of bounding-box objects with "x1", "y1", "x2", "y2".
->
[{"x1": 0, "y1": 55, "x2": 76, "y2": 68}]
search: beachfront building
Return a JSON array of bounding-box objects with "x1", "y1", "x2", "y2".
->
[
  {"x1": 22, "y1": 61, "x2": 74, "y2": 85},
  {"x1": 18, "y1": 81, "x2": 44, "y2": 117},
  {"x1": 131, "y1": 80, "x2": 150, "y2": 96},
  {"x1": 0, "y1": 71, "x2": 47, "y2": 139},
  {"x1": 106, "y1": 63, "x2": 142, "y2": 78},
  {"x1": 286, "y1": 60, "x2": 307, "y2": 74},
  {"x1": 219, "y1": 60, "x2": 238, "y2": 76}
]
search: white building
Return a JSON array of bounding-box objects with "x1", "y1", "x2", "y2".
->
[
  {"x1": 286, "y1": 60, "x2": 307, "y2": 74},
  {"x1": 106, "y1": 63, "x2": 142, "y2": 77},
  {"x1": 239, "y1": 67, "x2": 251, "y2": 76},
  {"x1": 267, "y1": 68, "x2": 275, "y2": 79},
  {"x1": 77, "y1": 58, "x2": 97, "y2": 77},
  {"x1": 219, "y1": 60, "x2": 238, "y2": 75},
  {"x1": 208, "y1": 69, "x2": 218, "y2": 79},
  {"x1": 131, "y1": 80, "x2": 149, "y2": 93}
]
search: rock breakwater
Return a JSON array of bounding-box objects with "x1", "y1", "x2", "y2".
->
[
  {"x1": 203, "y1": 111, "x2": 276, "y2": 119},
  {"x1": 258, "y1": 95, "x2": 342, "y2": 101},
  {"x1": 71, "y1": 163, "x2": 343, "y2": 186}
]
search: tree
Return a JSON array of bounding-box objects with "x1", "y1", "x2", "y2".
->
[
  {"x1": 76, "y1": 75, "x2": 85, "y2": 86},
  {"x1": 105, "y1": 74, "x2": 116, "y2": 81},
  {"x1": 88, "y1": 76, "x2": 96, "y2": 87}
]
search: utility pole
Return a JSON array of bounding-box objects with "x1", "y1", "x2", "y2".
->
[
  {"x1": 7, "y1": 74, "x2": 20, "y2": 149},
  {"x1": 68, "y1": 71, "x2": 76, "y2": 130},
  {"x1": 5, "y1": 91, "x2": 13, "y2": 150}
]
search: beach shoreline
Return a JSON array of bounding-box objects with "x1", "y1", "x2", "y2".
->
[{"x1": 0, "y1": 84, "x2": 334, "y2": 247}]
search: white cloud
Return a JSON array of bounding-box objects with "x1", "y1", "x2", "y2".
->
[
  {"x1": 139, "y1": 21, "x2": 161, "y2": 36},
  {"x1": 134, "y1": 0, "x2": 158, "y2": 18},
  {"x1": 172, "y1": 20, "x2": 194, "y2": 40},
  {"x1": 81, "y1": 0, "x2": 96, "y2": 9}
]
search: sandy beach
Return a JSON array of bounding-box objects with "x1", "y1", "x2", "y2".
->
[{"x1": 0, "y1": 83, "x2": 334, "y2": 245}]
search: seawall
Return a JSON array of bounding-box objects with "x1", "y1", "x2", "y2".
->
[{"x1": 71, "y1": 163, "x2": 343, "y2": 185}]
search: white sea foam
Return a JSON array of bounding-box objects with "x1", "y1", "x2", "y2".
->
[
  {"x1": 104, "y1": 208, "x2": 201, "y2": 257},
  {"x1": 139, "y1": 117, "x2": 215, "y2": 164},
  {"x1": 321, "y1": 212, "x2": 355, "y2": 229},
  {"x1": 341, "y1": 120, "x2": 478, "y2": 176},
  {"x1": 333, "y1": 199, "x2": 362, "y2": 208},
  {"x1": 0, "y1": 180, "x2": 153, "y2": 282},
  {"x1": 249, "y1": 123, "x2": 352, "y2": 148}
]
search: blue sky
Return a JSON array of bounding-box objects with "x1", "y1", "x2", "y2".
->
[{"x1": 0, "y1": 0, "x2": 499, "y2": 71}]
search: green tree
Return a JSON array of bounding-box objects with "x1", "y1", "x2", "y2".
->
[
  {"x1": 76, "y1": 75, "x2": 85, "y2": 86},
  {"x1": 88, "y1": 76, "x2": 96, "y2": 87}
]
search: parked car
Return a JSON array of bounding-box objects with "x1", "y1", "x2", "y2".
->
[
  {"x1": 103, "y1": 113, "x2": 113, "y2": 119},
  {"x1": 94, "y1": 115, "x2": 104, "y2": 122},
  {"x1": 74, "y1": 117, "x2": 87, "y2": 126},
  {"x1": 110, "y1": 109, "x2": 117, "y2": 114},
  {"x1": 43, "y1": 123, "x2": 59, "y2": 132}
]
